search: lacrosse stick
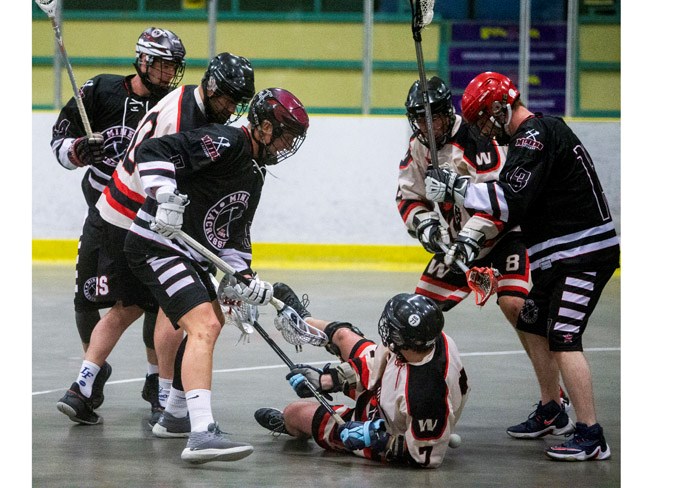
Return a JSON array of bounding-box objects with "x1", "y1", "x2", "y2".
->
[
  {"x1": 251, "y1": 320, "x2": 345, "y2": 427},
  {"x1": 175, "y1": 230, "x2": 328, "y2": 350},
  {"x1": 440, "y1": 242, "x2": 500, "y2": 306},
  {"x1": 209, "y1": 274, "x2": 255, "y2": 344},
  {"x1": 35, "y1": 0, "x2": 93, "y2": 137},
  {"x1": 409, "y1": 0, "x2": 439, "y2": 168}
]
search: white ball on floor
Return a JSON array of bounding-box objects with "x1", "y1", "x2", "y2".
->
[{"x1": 449, "y1": 433, "x2": 462, "y2": 448}]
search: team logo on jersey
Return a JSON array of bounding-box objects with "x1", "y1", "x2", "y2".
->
[
  {"x1": 83, "y1": 277, "x2": 99, "y2": 302},
  {"x1": 506, "y1": 166, "x2": 531, "y2": 192},
  {"x1": 519, "y1": 298, "x2": 539, "y2": 324},
  {"x1": 514, "y1": 129, "x2": 543, "y2": 151},
  {"x1": 475, "y1": 151, "x2": 500, "y2": 172},
  {"x1": 204, "y1": 191, "x2": 250, "y2": 248},
  {"x1": 101, "y1": 125, "x2": 136, "y2": 168},
  {"x1": 200, "y1": 135, "x2": 232, "y2": 161}
]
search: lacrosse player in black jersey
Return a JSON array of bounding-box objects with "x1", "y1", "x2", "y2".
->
[
  {"x1": 425, "y1": 72, "x2": 620, "y2": 461},
  {"x1": 52, "y1": 27, "x2": 186, "y2": 419},
  {"x1": 122, "y1": 88, "x2": 309, "y2": 464},
  {"x1": 58, "y1": 53, "x2": 254, "y2": 430},
  {"x1": 254, "y1": 284, "x2": 469, "y2": 469}
]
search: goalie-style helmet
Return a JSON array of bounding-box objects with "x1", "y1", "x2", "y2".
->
[
  {"x1": 134, "y1": 27, "x2": 186, "y2": 97},
  {"x1": 201, "y1": 53, "x2": 256, "y2": 124},
  {"x1": 248, "y1": 88, "x2": 310, "y2": 164},
  {"x1": 405, "y1": 76, "x2": 455, "y2": 147},
  {"x1": 461, "y1": 71, "x2": 520, "y2": 139},
  {"x1": 378, "y1": 293, "x2": 444, "y2": 354}
]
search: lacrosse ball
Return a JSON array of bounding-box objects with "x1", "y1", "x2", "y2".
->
[{"x1": 449, "y1": 433, "x2": 462, "y2": 448}]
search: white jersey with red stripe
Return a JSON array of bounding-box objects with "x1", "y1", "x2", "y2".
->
[
  {"x1": 96, "y1": 85, "x2": 207, "y2": 229},
  {"x1": 396, "y1": 116, "x2": 513, "y2": 258},
  {"x1": 350, "y1": 333, "x2": 469, "y2": 468}
]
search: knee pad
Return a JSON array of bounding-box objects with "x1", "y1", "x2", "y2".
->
[
  {"x1": 323, "y1": 321, "x2": 364, "y2": 358},
  {"x1": 142, "y1": 311, "x2": 158, "y2": 349}
]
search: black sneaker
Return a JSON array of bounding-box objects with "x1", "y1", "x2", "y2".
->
[
  {"x1": 254, "y1": 408, "x2": 290, "y2": 436},
  {"x1": 273, "y1": 283, "x2": 311, "y2": 318},
  {"x1": 507, "y1": 400, "x2": 575, "y2": 439},
  {"x1": 546, "y1": 422, "x2": 611, "y2": 461},
  {"x1": 56, "y1": 382, "x2": 102, "y2": 425},
  {"x1": 142, "y1": 373, "x2": 160, "y2": 408},
  {"x1": 90, "y1": 361, "x2": 112, "y2": 410}
]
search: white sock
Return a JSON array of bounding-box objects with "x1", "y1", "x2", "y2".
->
[
  {"x1": 186, "y1": 389, "x2": 213, "y2": 432},
  {"x1": 147, "y1": 363, "x2": 159, "y2": 376},
  {"x1": 76, "y1": 360, "x2": 100, "y2": 398},
  {"x1": 158, "y1": 378, "x2": 172, "y2": 408},
  {"x1": 164, "y1": 387, "x2": 187, "y2": 417}
]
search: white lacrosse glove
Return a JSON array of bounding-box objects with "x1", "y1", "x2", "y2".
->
[
  {"x1": 444, "y1": 227, "x2": 486, "y2": 270},
  {"x1": 425, "y1": 167, "x2": 470, "y2": 205},
  {"x1": 151, "y1": 186, "x2": 189, "y2": 238},
  {"x1": 233, "y1": 275, "x2": 273, "y2": 306},
  {"x1": 412, "y1": 211, "x2": 451, "y2": 254}
]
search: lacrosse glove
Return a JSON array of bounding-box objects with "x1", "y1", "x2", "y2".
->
[
  {"x1": 67, "y1": 132, "x2": 104, "y2": 167},
  {"x1": 425, "y1": 167, "x2": 470, "y2": 206},
  {"x1": 444, "y1": 227, "x2": 486, "y2": 270},
  {"x1": 151, "y1": 186, "x2": 189, "y2": 238},
  {"x1": 413, "y1": 211, "x2": 451, "y2": 254},
  {"x1": 339, "y1": 419, "x2": 389, "y2": 452}
]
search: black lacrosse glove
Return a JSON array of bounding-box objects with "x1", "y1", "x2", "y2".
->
[
  {"x1": 68, "y1": 132, "x2": 104, "y2": 167},
  {"x1": 413, "y1": 211, "x2": 450, "y2": 254},
  {"x1": 286, "y1": 363, "x2": 341, "y2": 400}
]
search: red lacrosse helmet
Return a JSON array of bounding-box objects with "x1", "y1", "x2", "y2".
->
[{"x1": 461, "y1": 72, "x2": 520, "y2": 136}]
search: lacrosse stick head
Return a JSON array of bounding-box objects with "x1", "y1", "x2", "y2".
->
[
  {"x1": 35, "y1": 0, "x2": 57, "y2": 18},
  {"x1": 466, "y1": 267, "x2": 500, "y2": 306},
  {"x1": 410, "y1": 0, "x2": 436, "y2": 34},
  {"x1": 274, "y1": 305, "x2": 328, "y2": 349},
  {"x1": 215, "y1": 275, "x2": 255, "y2": 343}
]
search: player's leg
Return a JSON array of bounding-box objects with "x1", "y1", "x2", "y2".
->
[
  {"x1": 544, "y1": 268, "x2": 615, "y2": 461},
  {"x1": 127, "y1": 251, "x2": 252, "y2": 463}
]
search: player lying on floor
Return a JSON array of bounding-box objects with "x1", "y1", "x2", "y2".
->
[{"x1": 254, "y1": 283, "x2": 469, "y2": 468}]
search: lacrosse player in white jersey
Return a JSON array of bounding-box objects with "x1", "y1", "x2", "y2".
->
[{"x1": 255, "y1": 284, "x2": 469, "y2": 469}]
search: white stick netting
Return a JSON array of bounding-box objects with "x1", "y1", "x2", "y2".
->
[
  {"x1": 419, "y1": 0, "x2": 435, "y2": 27},
  {"x1": 35, "y1": 0, "x2": 57, "y2": 18}
]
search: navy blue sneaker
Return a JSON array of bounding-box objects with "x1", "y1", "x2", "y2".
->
[
  {"x1": 546, "y1": 422, "x2": 611, "y2": 461},
  {"x1": 57, "y1": 382, "x2": 102, "y2": 425},
  {"x1": 507, "y1": 400, "x2": 575, "y2": 439}
]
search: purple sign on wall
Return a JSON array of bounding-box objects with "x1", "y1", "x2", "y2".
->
[{"x1": 448, "y1": 22, "x2": 567, "y2": 115}]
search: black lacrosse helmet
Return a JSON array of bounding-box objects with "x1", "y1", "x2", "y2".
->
[
  {"x1": 248, "y1": 88, "x2": 310, "y2": 164},
  {"x1": 378, "y1": 293, "x2": 444, "y2": 354},
  {"x1": 201, "y1": 52, "x2": 256, "y2": 124},
  {"x1": 134, "y1": 27, "x2": 186, "y2": 97},
  {"x1": 405, "y1": 76, "x2": 455, "y2": 147}
]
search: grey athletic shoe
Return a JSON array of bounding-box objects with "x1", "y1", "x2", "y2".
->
[
  {"x1": 181, "y1": 423, "x2": 253, "y2": 464},
  {"x1": 152, "y1": 411, "x2": 191, "y2": 438}
]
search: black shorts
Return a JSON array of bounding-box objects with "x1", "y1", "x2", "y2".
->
[
  {"x1": 125, "y1": 250, "x2": 217, "y2": 328},
  {"x1": 74, "y1": 207, "x2": 116, "y2": 312},
  {"x1": 97, "y1": 221, "x2": 158, "y2": 313},
  {"x1": 415, "y1": 231, "x2": 531, "y2": 310},
  {"x1": 515, "y1": 267, "x2": 616, "y2": 352}
]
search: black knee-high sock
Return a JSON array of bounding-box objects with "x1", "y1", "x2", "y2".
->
[{"x1": 172, "y1": 336, "x2": 188, "y2": 391}]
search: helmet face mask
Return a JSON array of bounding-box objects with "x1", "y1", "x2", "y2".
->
[
  {"x1": 247, "y1": 88, "x2": 309, "y2": 164},
  {"x1": 201, "y1": 53, "x2": 255, "y2": 124},
  {"x1": 405, "y1": 76, "x2": 455, "y2": 147},
  {"x1": 377, "y1": 293, "x2": 444, "y2": 356},
  {"x1": 461, "y1": 72, "x2": 520, "y2": 141},
  {"x1": 134, "y1": 27, "x2": 186, "y2": 97}
]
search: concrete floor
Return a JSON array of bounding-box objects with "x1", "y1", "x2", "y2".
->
[{"x1": 32, "y1": 264, "x2": 621, "y2": 487}]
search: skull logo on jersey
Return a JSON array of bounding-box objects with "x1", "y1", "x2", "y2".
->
[
  {"x1": 519, "y1": 298, "x2": 539, "y2": 324},
  {"x1": 204, "y1": 191, "x2": 250, "y2": 248}
]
